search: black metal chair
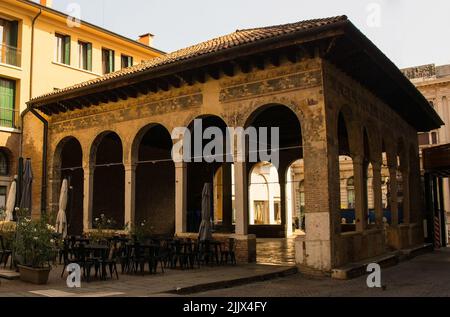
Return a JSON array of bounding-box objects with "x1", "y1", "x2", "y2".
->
[
  {"x1": 220, "y1": 238, "x2": 237, "y2": 265},
  {"x1": 0, "y1": 235, "x2": 12, "y2": 269}
]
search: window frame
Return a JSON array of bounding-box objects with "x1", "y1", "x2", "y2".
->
[
  {"x1": 102, "y1": 48, "x2": 115, "y2": 74},
  {"x1": 78, "y1": 40, "x2": 92, "y2": 71},
  {"x1": 121, "y1": 54, "x2": 133, "y2": 69},
  {"x1": 55, "y1": 33, "x2": 71, "y2": 65}
]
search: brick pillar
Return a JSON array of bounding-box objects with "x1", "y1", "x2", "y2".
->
[
  {"x1": 83, "y1": 166, "x2": 94, "y2": 232},
  {"x1": 175, "y1": 161, "x2": 187, "y2": 234},
  {"x1": 124, "y1": 163, "x2": 136, "y2": 230},
  {"x1": 372, "y1": 162, "x2": 383, "y2": 227},
  {"x1": 353, "y1": 155, "x2": 367, "y2": 231}
]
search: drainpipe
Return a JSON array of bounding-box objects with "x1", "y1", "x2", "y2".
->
[
  {"x1": 19, "y1": 9, "x2": 47, "y2": 214},
  {"x1": 27, "y1": 106, "x2": 48, "y2": 215}
]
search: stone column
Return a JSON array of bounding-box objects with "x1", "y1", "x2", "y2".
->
[
  {"x1": 175, "y1": 162, "x2": 187, "y2": 234},
  {"x1": 389, "y1": 166, "x2": 398, "y2": 226},
  {"x1": 402, "y1": 166, "x2": 410, "y2": 225},
  {"x1": 221, "y1": 163, "x2": 233, "y2": 231},
  {"x1": 83, "y1": 166, "x2": 94, "y2": 232},
  {"x1": 279, "y1": 170, "x2": 288, "y2": 235},
  {"x1": 372, "y1": 162, "x2": 383, "y2": 227},
  {"x1": 234, "y1": 161, "x2": 248, "y2": 235},
  {"x1": 353, "y1": 155, "x2": 367, "y2": 232},
  {"x1": 124, "y1": 163, "x2": 136, "y2": 230}
]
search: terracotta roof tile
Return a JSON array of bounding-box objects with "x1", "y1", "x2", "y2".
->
[{"x1": 30, "y1": 15, "x2": 348, "y2": 103}]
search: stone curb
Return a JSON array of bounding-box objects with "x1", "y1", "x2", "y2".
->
[{"x1": 167, "y1": 266, "x2": 298, "y2": 295}]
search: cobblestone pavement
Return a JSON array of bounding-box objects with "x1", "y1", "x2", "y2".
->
[
  {"x1": 257, "y1": 238, "x2": 296, "y2": 266},
  {"x1": 1, "y1": 247, "x2": 449, "y2": 297},
  {"x1": 192, "y1": 248, "x2": 450, "y2": 297},
  {"x1": 0, "y1": 263, "x2": 292, "y2": 297}
]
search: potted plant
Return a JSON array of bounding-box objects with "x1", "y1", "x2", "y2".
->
[{"x1": 13, "y1": 210, "x2": 58, "y2": 285}]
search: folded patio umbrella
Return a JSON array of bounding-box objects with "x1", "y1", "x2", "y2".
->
[
  {"x1": 4, "y1": 179, "x2": 16, "y2": 221},
  {"x1": 19, "y1": 159, "x2": 33, "y2": 214},
  {"x1": 55, "y1": 178, "x2": 68, "y2": 238},
  {"x1": 198, "y1": 183, "x2": 213, "y2": 241}
]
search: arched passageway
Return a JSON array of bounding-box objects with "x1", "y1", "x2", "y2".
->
[
  {"x1": 134, "y1": 124, "x2": 175, "y2": 235},
  {"x1": 91, "y1": 132, "x2": 125, "y2": 229},
  {"x1": 55, "y1": 137, "x2": 84, "y2": 235},
  {"x1": 185, "y1": 115, "x2": 233, "y2": 233},
  {"x1": 245, "y1": 104, "x2": 303, "y2": 238}
]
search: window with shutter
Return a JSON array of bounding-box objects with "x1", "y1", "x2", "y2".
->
[
  {"x1": 102, "y1": 48, "x2": 115, "y2": 74},
  {"x1": 78, "y1": 41, "x2": 92, "y2": 71},
  {"x1": 55, "y1": 33, "x2": 70, "y2": 65},
  {"x1": 0, "y1": 78, "x2": 15, "y2": 128}
]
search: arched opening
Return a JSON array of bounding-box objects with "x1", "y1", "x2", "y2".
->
[
  {"x1": 381, "y1": 140, "x2": 390, "y2": 224},
  {"x1": 0, "y1": 149, "x2": 9, "y2": 176},
  {"x1": 409, "y1": 145, "x2": 419, "y2": 223},
  {"x1": 185, "y1": 115, "x2": 233, "y2": 233},
  {"x1": 337, "y1": 112, "x2": 355, "y2": 232},
  {"x1": 134, "y1": 124, "x2": 175, "y2": 235},
  {"x1": 286, "y1": 159, "x2": 305, "y2": 235},
  {"x1": 213, "y1": 163, "x2": 235, "y2": 231},
  {"x1": 363, "y1": 129, "x2": 375, "y2": 226},
  {"x1": 54, "y1": 137, "x2": 84, "y2": 235},
  {"x1": 91, "y1": 132, "x2": 124, "y2": 229},
  {"x1": 245, "y1": 104, "x2": 303, "y2": 238},
  {"x1": 249, "y1": 162, "x2": 280, "y2": 225},
  {"x1": 396, "y1": 140, "x2": 405, "y2": 224}
]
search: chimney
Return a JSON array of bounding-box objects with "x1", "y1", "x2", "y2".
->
[
  {"x1": 40, "y1": 0, "x2": 53, "y2": 7},
  {"x1": 138, "y1": 33, "x2": 154, "y2": 47}
]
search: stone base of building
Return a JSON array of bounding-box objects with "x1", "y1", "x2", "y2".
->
[
  {"x1": 295, "y1": 228, "x2": 386, "y2": 274},
  {"x1": 386, "y1": 223, "x2": 423, "y2": 250},
  {"x1": 336, "y1": 228, "x2": 386, "y2": 266},
  {"x1": 176, "y1": 232, "x2": 257, "y2": 264}
]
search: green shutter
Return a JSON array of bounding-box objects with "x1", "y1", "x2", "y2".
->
[
  {"x1": 108, "y1": 50, "x2": 114, "y2": 73},
  {"x1": 86, "y1": 43, "x2": 92, "y2": 71},
  {"x1": 128, "y1": 56, "x2": 133, "y2": 67},
  {"x1": 0, "y1": 79, "x2": 15, "y2": 128},
  {"x1": 64, "y1": 35, "x2": 71, "y2": 65},
  {"x1": 7, "y1": 21, "x2": 18, "y2": 47}
]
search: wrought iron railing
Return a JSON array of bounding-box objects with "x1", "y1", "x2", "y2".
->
[
  {"x1": 0, "y1": 107, "x2": 19, "y2": 129},
  {"x1": 0, "y1": 43, "x2": 21, "y2": 67}
]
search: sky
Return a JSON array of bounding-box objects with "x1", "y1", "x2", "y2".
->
[{"x1": 41, "y1": 0, "x2": 450, "y2": 68}]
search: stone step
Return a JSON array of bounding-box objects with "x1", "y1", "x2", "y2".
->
[
  {"x1": 398, "y1": 243, "x2": 434, "y2": 261},
  {"x1": 331, "y1": 252, "x2": 399, "y2": 280}
]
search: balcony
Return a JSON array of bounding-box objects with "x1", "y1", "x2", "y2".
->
[
  {"x1": 0, "y1": 44, "x2": 21, "y2": 67},
  {"x1": 0, "y1": 107, "x2": 19, "y2": 129}
]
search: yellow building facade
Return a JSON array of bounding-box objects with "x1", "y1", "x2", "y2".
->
[{"x1": 0, "y1": 0, "x2": 162, "y2": 211}]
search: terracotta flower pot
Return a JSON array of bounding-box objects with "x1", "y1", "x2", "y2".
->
[{"x1": 17, "y1": 265, "x2": 51, "y2": 285}]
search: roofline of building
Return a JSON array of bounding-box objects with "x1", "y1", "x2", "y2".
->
[
  {"x1": 18, "y1": 0, "x2": 166, "y2": 55},
  {"x1": 27, "y1": 18, "x2": 350, "y2": 105},
  {"x1": 26, "y1": 16, "x2": 444, "y2": 131}
]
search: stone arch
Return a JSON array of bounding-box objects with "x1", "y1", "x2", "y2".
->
[
  {"x1": 133, "y1": 123, "x2": 175, "y2": 235},
  {"x1": 244, "y1": 103, "x2": 303, "y2": 238},
  {"x1": 89, "y1": 130, "x2": 125, "y2": 167},
  {"x1": 185, "y1": 114, "x2": 232, "y2": 232},
  {"x1": 51, "y1": 136, "x2": 84, "y2": 235},
  {"x1": 90, "y1": 131, "x2": 125, "y2": 229},
  {"x1": 130, "y1": 122, "x2": 173, "y2": 165}
]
